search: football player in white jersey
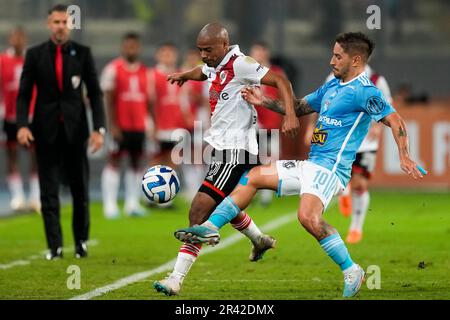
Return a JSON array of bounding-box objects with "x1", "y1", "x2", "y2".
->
[{"x1": 153, "y1": 23, "x2": 299, "y2": 296}]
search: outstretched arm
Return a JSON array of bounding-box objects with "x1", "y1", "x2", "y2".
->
[
  {"x1": 241, "y1": 86, "x2": 316, "y2": 117},
  {"x1": 380, "y1": 112, "x2": 424, "y2": 179},
  {"x1": 259, "y1": 71, "x2": 299, "y2": 138},
  {"x1": 167, "y1": 65, "x2": 207, "y2": 86}
]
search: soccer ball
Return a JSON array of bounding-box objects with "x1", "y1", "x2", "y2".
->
[{"x1": 141, "y1": 165, "x2": 180, "y2": 203}]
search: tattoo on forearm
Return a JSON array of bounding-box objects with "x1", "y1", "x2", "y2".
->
[
  {"x1": 262, "y1": 98, "x2": 286, "y2": 115},
  {"x1": 262, "y1": 97, "x2": 314, "y2": 117},
  {"x1": 295, "y1": 99, "x2": 315, "y2": 117},
  {"x1": 398, "y1": 126, "x2": 407, "y2": 137}
]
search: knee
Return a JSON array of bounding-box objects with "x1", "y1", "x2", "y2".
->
[
  {"x1": 297, "y1": 208, "x2": 321, "y2": 231},
  {"x1": 351, "y1": 176, "x2": 368, "y2": 193}
]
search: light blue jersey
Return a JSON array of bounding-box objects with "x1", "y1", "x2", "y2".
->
[{"x1": 305, "y1": 72, "x2": 396, "y2": 186}]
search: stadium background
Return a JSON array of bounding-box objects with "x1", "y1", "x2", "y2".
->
[{"x1": 0, "y1": 0, "x2": 449, "y2": 301}]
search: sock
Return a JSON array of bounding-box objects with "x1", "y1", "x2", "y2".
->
[
  {"x1": 349, "y1": 191, "x2": 370, "y2": 232},
  {"x1": 231, "y1": 211, "x2": 263, "y2": 244},
  {"x1": 207, "y1": 196, "x2": 241, "y2": 229},
  {"x1": 171, "y1": 243, "x2": 202, "y2": 282},
  {"x1": 7, "y1": 173, "x2": 25, "y2": 201},
  {"x1": 101, "y1": 165, "x2": 120, "y2": 217},
  {"x1": 29, "y1": 174, "x2": 40, "y2": 203},
  {"x1": 124, "y1": 169, "x2": 142, "y2": 213},
  {"x1": 319, "y1": 233, "x2": 354, "y2": 272}
]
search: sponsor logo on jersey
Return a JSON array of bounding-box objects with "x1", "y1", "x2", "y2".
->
[
  {"x1": 318, "y1": 115, "x2": 342, "y2": 127},
  {"x1": 311, "y1": 125, "x2": 328, "y2": 145}
]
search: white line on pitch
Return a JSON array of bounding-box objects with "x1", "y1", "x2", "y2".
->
[
  {"x1": 70, "y1": 213, "x2": 297, "y2": 300},
  {"x1": 0, "y1": 239, "x2": 99, "y2": 270}
]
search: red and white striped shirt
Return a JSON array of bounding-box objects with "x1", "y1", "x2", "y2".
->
[{"x1": 201, "y1": 45, "x2": 269, "y2": 155}]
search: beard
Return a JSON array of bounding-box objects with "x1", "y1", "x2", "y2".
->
[{"x1": 125, "y1": 55, "x2": 138, "y2": 63}]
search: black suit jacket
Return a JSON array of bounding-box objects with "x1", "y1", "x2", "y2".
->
[{"x1": 17, "y1": 40, "x2": 105, "y2": 145}]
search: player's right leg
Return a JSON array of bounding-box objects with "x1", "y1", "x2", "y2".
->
[
  {"x1": 101, "y1": 139, "x2": 121, "y2": 219},
  {"x1": 175, "y1": 163, "x2": 279, "y2": 245},
  {"x1": 4, "y1": 120, "x2": 26, "y2": 211},
  {"x1": 153, "y1": 191, "x2": 217, "y2": 296}
]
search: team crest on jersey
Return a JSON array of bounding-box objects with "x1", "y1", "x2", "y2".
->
[
  {"x1": 219, "y1": 71, "x2": 228, "y2": 84},
  {"x1": 311, "y1": 125, "x2": 328, "y2": 145},
  {"x1": 366, "y1": 96, "x2": 385, "y2": 114}
]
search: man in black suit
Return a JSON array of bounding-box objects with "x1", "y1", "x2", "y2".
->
[{"x1": 16, "y1": 4, "x2": 106, "y2": 260}]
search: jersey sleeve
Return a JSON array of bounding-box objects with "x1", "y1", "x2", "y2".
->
[
  {"x1": 100, "y1": 63, "x2": 116, "y2": 91},
  {"x1": 359, "y1": 86, "x2": 396, "y2": 122},
  {"x1": 303, "y1": 81, "x2": 331, "y2": 112},
  {"x1": 233, "y1": 56, "x2": 269, "y2": 85}
]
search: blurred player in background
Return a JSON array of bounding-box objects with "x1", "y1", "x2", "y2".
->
[
  {"x1": 176, "y1": 32, "x2": 424, "y2": 298},
  {"x1": 0, "y1": 27, "x2": 40, "y2": 213},
  {"x1": 250, "y1": 41, "x2": 284, "y2": 206},
  {"x1": 147, "y1": 43, "x2": 192, "y2": 204},
  {"x1": 153, "y1": 23, "x2": 298, "y2": 296},
  {"x1": 326, "y1": 65, "x2": 393, "y2": 243},
  {"x1": 100, "y1": 32, "x2": 149, "y2": 218}
]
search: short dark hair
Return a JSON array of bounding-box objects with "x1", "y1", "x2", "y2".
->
[
  {"x1": 123, "y1": 31, "x2": 141, "y2": 42},
  {"x1": 335, "y1": 32, "x2": 374, "y2": 62},
  {"x1": 48, "y1": 4, "x2": 68, "y2": 15}
]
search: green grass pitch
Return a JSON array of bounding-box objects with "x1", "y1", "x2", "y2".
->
[{"x1": 0, "y1": 191, "x2": 449, "y2": 300}]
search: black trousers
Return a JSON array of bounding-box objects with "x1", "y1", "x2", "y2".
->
[{"x1": 35, "y1": 124, "x2": 90, "y2": 251}]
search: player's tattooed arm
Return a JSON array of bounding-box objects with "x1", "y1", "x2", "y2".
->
[
  {"x1": 261, "y1": 97, "x2": 316, "y2": 117},
  {"x1": 381, "y1": 112, "x2": 423, "y2": 179}
]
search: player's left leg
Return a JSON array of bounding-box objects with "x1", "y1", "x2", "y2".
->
[
  {"x1": 298, "y1": 193, "x2": 364, "y2": 298},
  {"x1": 124, "y1": 132, "x2": 146, "y2": 217},
  {"x1": 346, "y1": 173, "x2": 369, "y2": 243}
]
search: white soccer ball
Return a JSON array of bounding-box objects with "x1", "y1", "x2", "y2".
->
[{"x1": 141, "y1": 165, "x2": 180, "y2": 203}]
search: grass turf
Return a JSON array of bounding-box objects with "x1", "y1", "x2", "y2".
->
[{"x1": 0, "y1": 191, "x2": 449, "y2": 300}]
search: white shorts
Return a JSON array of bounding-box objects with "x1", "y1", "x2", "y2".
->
[{"x1": 276, "y1": 160, "x2": 344, "y2": 210}]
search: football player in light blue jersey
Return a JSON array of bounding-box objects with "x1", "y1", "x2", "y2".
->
[{"x1": 174, "y1": 32, "x2": 424, "y2": 298}]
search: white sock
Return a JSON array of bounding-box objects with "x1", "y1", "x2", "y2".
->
[
  {"x1": 101, "y1": 165, "x2": 120, "y2": 217},
  {"x1": 124, "y1": 169, "x2": 142, "y2": 213},
  {"x1": 7, "y1": 173, "x2": 25, "y2": 201},
  {"x1": 349, "y1": 191, "x2": 370, "y2": 232},
  {"x1": 232, "y1": 212, "x2": 263, "y2": 244},
  {"x1": 29, "y1": 174, "x2": 40, "y2": 203},
  {"x1": 171, "y1": 243, "x2": 201, "y2": 282}
]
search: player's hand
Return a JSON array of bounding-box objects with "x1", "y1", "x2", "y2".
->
[
  {"x1": 241, "y1": 86, "x2": 264, "y2": 105},
  {"x1": 167, "y1": 73, "x2": 187, "y2": 87},
  {"x1": 89, "y1": 131, "x2": 104, "y2": 154},
  {"x1": 400, "y1": 156, "x2": 424, "y2": 179},
  {"x1": 282, "y1": 114, "x2": 300, "y2": 138},
  {"x1": 17, "y1": 127, "x2": 34, "y2": 147}
]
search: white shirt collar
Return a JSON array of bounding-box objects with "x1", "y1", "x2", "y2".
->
[
  {"x1": 215, "y1": 45, "x2": 241, "y2": 71},
  {"x1": 339, "y1": 71, "x2": 366, "y2": 86}
]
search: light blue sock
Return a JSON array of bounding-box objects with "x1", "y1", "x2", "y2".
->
[
  {"x1": 319, "y1": 233, "x2": 354, "y2": 271},
  {"x1": 208, "y1": 196, "x2": 241, "y2": 229}
]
